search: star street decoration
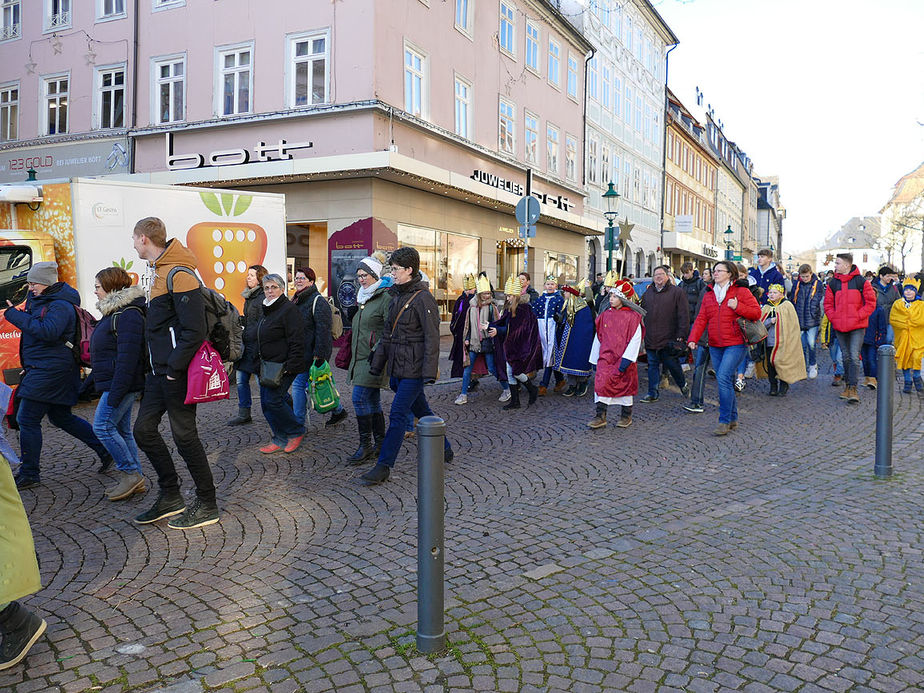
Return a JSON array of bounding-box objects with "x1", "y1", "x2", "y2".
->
[
  {"x1": 618, "y1": 219, "x2": 635, "y2": 244},
  {"x1": 824, "y1": 253, "x2": 834, "y2": 265}
]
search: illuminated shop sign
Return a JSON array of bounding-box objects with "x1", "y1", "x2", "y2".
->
[
  {"x1": 165, "y1": 132, "x2": 313, "y2": 170},
  {"x1": 470, "y1": 169, "x2": 574, "y2": 212}
]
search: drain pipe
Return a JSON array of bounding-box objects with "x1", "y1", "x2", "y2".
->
[{"x1": 658, "y1": 41, "x2": 678, "y2": 266}]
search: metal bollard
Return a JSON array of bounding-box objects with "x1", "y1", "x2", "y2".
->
[
  {"x1": 874, "y1": 344, "x2": 895, "y2": 478},
  {"x1": 416, "y1": 416, "x2": 446, "y2": 653}
]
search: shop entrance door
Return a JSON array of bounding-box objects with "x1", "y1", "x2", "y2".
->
[{"x1": 496, "y1": 240, "x2": 524, "y2": 289}]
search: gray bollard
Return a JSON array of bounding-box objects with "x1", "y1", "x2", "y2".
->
[
  {"x1": 416, "y1": 416, "x2": 446, "y2": 654},
  {"x1": 874, "y1": 344, "x2": 895, "y2": 478}
]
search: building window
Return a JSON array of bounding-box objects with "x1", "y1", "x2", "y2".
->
[
  {"x1": 153, "y1": 0, "x2": 184, "y2": 9},
  {"x1": 218, "y1": 45, "x2": 252, "y2": 116},
  {"x1": 613, "y1": 76, "x2": 621, "y2": 118},
  {"x1": 635, "y1": 94, "x2": 642, "y2": 131},
  {"x1": 565, "y1": 134, "x2": 577, "y2": 181},
  {"x1": 613, "y1": 154, "x2": 620, "y2": 189},
  {"x1": 602, "y1": 64, "x2": 610, "y2": 110},
  {"x1": 98, "y1": 0, "x2": 125, "y2": 18},
  {"x1": 548, "y1": 39, "x2": 560, "y2": 87},
  {"x1": 0, "y1": 83, "x2": 17, "y2": 141},
  {"x1": 404, "y1": 43, "x2": 428, "y2": 118},
  {"x1": 587, "y1": 137, "x2": 598, "y2": 184},
  {"x1": 288, "y1": 31, "x2": 329, "y2": 107},
  {"x1": 546, "y1": 124, "x2": 559, "y2": 175},
  {"x1": 624, "y1": 85, "x2": 632, "y2": 124},
  {"x1": 455, "y1": 0, "x2": 473, "y2": 35},
  {"x1": 545, "y1": 251, "x2": 578, "y2": 283},
  {"x1": 1, "y1": 0, "x2": 20, "y2": 40},
  {"x1": 44, "y1": 0, "x2": 70, "y2": 30},
  {"x1": 153, "y1": 56, "x2": 184, "y2": 124},
  {"x1": 567, "y1": 54, "x2": 578, "y2": 100},
  {"x1": 524, "y1": 111, "x2": 539, "y2": 163},
  {"x1": 96, "y1": 66, "x2": 124, "y2": 129},
  {"x1": 498, "y1": 98, "x2": 515, "y2": 153},
  {"x1": 43, "y1": 75, "x2": 68, "y2": 135},
  {"x1": 612, "y1": 4, "x2": 621, "y2": 38},
  {"x1": 601, "y1": 144, "x2": 609, "y2": 189},
  {"x1": 499, "y1": 2, "x2": 515, "y2": 55},
  {"x1": 454, "y1": 76, "x2": 472, "y2": 139},
  {"x1": 587, "y1": 57, "x2": 598, "y2": 101},
  {"x1": 525, "y1": 21, "x2": 539, "y2": 72}
]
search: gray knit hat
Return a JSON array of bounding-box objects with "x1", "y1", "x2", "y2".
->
[{"x1": 26, "y1": 261, "x2": 58, "y2": 286}]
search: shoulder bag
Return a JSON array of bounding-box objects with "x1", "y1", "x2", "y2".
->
[{"x1": 257, "y1": 321, "x2": 286, "y2": 388}]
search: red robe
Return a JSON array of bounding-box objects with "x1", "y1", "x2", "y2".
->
[{"x1": 594, "y1": 307, "x2": 644, "y2": 398}]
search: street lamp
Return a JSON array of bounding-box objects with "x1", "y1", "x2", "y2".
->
[
  {"x1": 602, "y1": 182, "x2": 620, "y2": 272},
  {"x1": 723, "y1": 224, "x2": 735, "y2": 261}
]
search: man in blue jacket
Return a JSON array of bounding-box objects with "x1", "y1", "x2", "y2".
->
[
  {"x1": 4, "y1": 262, "x2": 111, "y2": 488},
  {"x1": 788, "y1": 264, "x2": 824, "y2": 379},
  {"x1": 748, "y1": 249, "x2": 786, "y2": 305}
]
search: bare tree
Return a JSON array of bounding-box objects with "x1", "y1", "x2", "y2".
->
[{"x1": 882, "y1": 189, "x2": 924, "y2": 275}]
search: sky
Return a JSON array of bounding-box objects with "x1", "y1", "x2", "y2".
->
[{"x1": 654, "y1": 0, "x2": 924, "y2": 253}]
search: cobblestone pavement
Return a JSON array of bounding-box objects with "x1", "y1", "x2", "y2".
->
[{"x1": 3, "y1": 348, "x2": 924, "y2": 693}]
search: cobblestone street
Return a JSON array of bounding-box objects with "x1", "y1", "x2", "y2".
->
[{"x1": 3, "y1": 350, "x2": 924, "y2": 693}]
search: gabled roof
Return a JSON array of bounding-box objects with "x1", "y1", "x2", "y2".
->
[{"x1": 883, "y1": 161, "x2": 924, "y2": 209}]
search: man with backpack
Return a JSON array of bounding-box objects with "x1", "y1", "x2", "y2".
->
[
  {"x1": 131, "y1": 217, "x2": 219, "y2": 529},
  {"x1": 4, "y1": 262, "x2": 113, "y2": 489}
]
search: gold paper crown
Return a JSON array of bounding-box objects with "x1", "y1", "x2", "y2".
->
[
  {"x1": 603, "y1": 270, "x2": 619, "y2": 288},
  {"x1": 504, "y1": 274, "x2": 522, "y2": 296},
  {"x1": 476, "y1": 275, "x2": 492, "y2": 293},
  {"x1": 462, "y1": 273, "x2": 476, "y2": 291},
  {"x1": 545, "y1": 274, "x2": 558, "y2": 284}
]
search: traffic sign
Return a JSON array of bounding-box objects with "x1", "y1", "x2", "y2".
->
[
  {"x1": 519, "y1": 224, "x2": 536, "y2": 238},
  {"x1": 515, "y1": 195, "x2": 540, "y2": 225}
]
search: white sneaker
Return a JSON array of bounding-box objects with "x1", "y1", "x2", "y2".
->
[
  {"x1": 454, "y1": 394, "x2": 468, "y2": 405},
  {"x1": 734, "y1": 377, "x2": 745, "y2": 392},
  {"x1": 808, "y1": 364, "x2": 818, "y2": 379},
  {"x1": 498, "y1": 389, "x2": 511, "y2": 402}
]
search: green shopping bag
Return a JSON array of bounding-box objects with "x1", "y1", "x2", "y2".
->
[{"x1": 309, "y1": 361, "x2": 341, "y2": 413}]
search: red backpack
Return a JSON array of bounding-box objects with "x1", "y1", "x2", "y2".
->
[{"x1": 64, "y1": 306, "x2": 98, "y2": 367}]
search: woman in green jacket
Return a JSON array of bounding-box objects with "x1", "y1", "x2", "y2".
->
[{"x1": 346, "y1": 251, "x2": 392, "y2": 463}]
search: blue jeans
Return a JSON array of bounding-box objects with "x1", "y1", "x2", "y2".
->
[
  {"x1": 93, "y1": 391, "x2": 141, "y2": 474},
  {"x1": 861, "y1": 343, "x2": 878, "y2": 378},
  {"x1": 709, "y1": 345, "x2": 747, "y2": 424},
  {"x1": 829, "y1": 337, "x2": 843, "y2": 376},
  {"x1": 835, "y1": 329, "x2": 864, "y2": 387},
  {"x1": 646, "y1": 347, "x2": 686, "y2": 397},
  {"x1": 352, "y1": 385, "x2": 382, "y2": 416},
  {"x1": 690, "y1": 346, "x2": 711, "y2": 407},
  {"x1": 461, "y1": 351, "x2": 508, "y2": 394},
  {"x1": 292, "y1": 370, "x2": 343, "y2": 423},
  {"x1": 377, "y1": 378, "x2": 452, "y2": 469},
  {"x1": 261, "y1": 373, "x2": 305, "y2": 446},
  {"x1": 17, "y1": 397, "x2": 109, "y2": 482},
  {"x1": 236, "y1": 369, "x2": 253, "y2": 409},
  {"x1": 800, "y1": 326, "x2": 819, "y2": 367},
  {"x1": 902, "y1": 369, "x2": 922, "y2": 388},
  {"x1": 736, "y1": 351, "x2": 750, "y2": 378}
]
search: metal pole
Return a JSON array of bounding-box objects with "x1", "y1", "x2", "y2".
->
[
  {"x1": 606, "y1": 219, "x2": 613, "y2": 272},
  {"x1": 416, "y1": 416, "x2": 446, "y2": 653},
  {"x1": 874, "y1": 344, "x2": 895, "y2": 478}
]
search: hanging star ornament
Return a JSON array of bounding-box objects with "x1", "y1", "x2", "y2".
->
[
  {"x1": 51, "y1": 35, "x2": 63, "y2": 54},
  {"x1": 25, "y1": 59, "x2": 36, "y2": 75},
  {"x1": 618, "y1": 218, "x2": 635, "y2": 244},
  {"x1": 824, "y1": 253, "x2": 834, "y2": 265}
]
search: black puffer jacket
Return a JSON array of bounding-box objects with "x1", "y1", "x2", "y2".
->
[
  {"x1": 256, "y1": 297, "x2": 305, "y2": 376},
  {"x1": 680, "y1": 273, "x2": 706, "y2": 326},
  {"x1": 369, "y1": 275, "x2": 440, "y2": 382},
  {"x1": 293, "y1": 284, "x2": 333, "y2": 367},
  {"x1": 237, "y1": 285, "x2": 264, "y2": 374}
]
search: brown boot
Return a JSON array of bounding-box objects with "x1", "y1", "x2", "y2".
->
[
  {"x1": 538, "y1": 386, "x2": 547, "y2": 396},
  {"x1": 588, "y1": 403, "x2": 607, "y2": 429},
  {"x1": 846, "y1": 386, "x2": 860, "y2": 403},
  {"x1": 554, "y1": 380, "x2": 567, "y2": 393},
  {"x1": 867, "y1": 377, "x2": 877, "y2": 390},
  {"x1": 714, "y1": 423, "x2": 730, "y2": 436},
  {"x1": 839, "y1": 384, "x2": 850, "y2": 400}
]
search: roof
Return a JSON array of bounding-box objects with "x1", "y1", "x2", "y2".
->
[
  {"x1": 823, "y1": 216, "x2": 881, "y2": 249},
  {"x1": 882, "y1": 160, "x2": 924, "y2": 209}
]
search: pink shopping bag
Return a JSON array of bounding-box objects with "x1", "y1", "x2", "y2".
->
[{"x1": 185, "y1": 341, "x2": 230, "y2": 405}]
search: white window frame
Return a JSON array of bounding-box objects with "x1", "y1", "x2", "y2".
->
[
  {"x1": 453, "y1": 74, "x2": 472, "y2": 139},
  {"x1": 43, "y1": 0, "x2": 71, "y2": 32},
  {"x1": 454, "y1": 0, "x2": 473, "y2": 37},
  {"x1": 602, "y1": 63, "x2": 610, "y2": 109},
  {"x1": 97, "y1": 0, "x2": 125, "y2": 20},
  {"x1": 403, "y1": 41, "x2": 429, "y2": 119},
  {"x1": 546, "y1": 123, "x2": 559, "y2": 176},
  {"x1": 286, "y1": 29, "x2": 331, "y2": 108},
  {"x1": 587, "y1": 135, "x2": 598, "y2": 185},
  {"x1": 42, "y1": 72, "x2": 69, "y2": 135},
  {"x1": 215, "y1": 42, "x2": 254, "y2": 117},
  {"x1": 524, "y1": 110, "x2": 539, "y2": 164},
  {"x1": 548, "y1": 38, "x2": 560, "y2": 88},
  {"x1": 601, "y1": 144, "x2": 610, "y2": 190},
  {"x1": 565, "y1": 133, "x2": 577, "y2": 182},
  {"x1": 613, "y1": 75, "x2": 621, "y2": 118},
  {"x1": 1, "y1": 0, "x2": 21, "y2": 41},
  {"x1": 151, "y1": 53, "x2": 186, "y2": 124},
  {"x1": 499, "y1": 1, "x2": 515, "y2": 57},
  {"x1": 587, "y1": 57, "x2": 598, "y2": 101},
  {"x1": 525, "y1": 21, "x2": 539, "y2": 73},
  {"x1": 566, "y1": 53, "x2": 578, "y2": 101},
  {"x1": 498, "y1": 97, "x2": 515, "y2": 154},
  {"x1": 0, "y1": 81, "x2": 18, "y2": 141},
  {"x1": 152, "y1": 0, "x2": 185, "y2": 11},
  {"x1": 94, "y1": 63, "x2": 126, "y2": 130}
]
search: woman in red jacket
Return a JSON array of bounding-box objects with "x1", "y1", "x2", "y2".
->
[{"x1": 687, "y1": 261, "x2": 762, "y2": 435}]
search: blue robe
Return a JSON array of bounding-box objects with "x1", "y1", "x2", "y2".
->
[{"x1": 553, "y1": 305, "x2": 594, "y2": 377}]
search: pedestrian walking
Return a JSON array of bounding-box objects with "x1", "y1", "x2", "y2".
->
[
  {"x1": 130, "y1": 217, "x2": 219, "y2": 529},
  {"x1": 748, "y1": 248, "x2": 786, "y2": 304},
  {"x1": 861, "y1": 266, "x2": 902, "y2": 389},
  {"x1": 292, "y1": 268, "x2": 348, "y2": 427},
  {"x1": 534, "y1": 276, "x2": 565, "y2": 395},
  {"x1": 639, "y1": 265, "x2": 690, "y2": 402},
  {"x1": 553, "y1": 285, "x2": 595, "y2": 397},
  {"x1": 789, "y1": 264, "x2": 824, "y2": 379},
  {"x1": 86, "y1": 267, "x2": 148, "y2": 501},
  {"x1": 756, "y1": 284, "x2": 806, "y2": 396},
  {"x1": 227, "y1": 264, "x2": 267, "y2": 426},
  {"x1": 889, "y1": 281, "x2": 924, "y2": 395},
  {"x1": 687, "y1": 261, "x2": 762, "y2": 436},
  {"x1": 4, "y1": 262, "x2": 112, "y2": 489},
  {"x1": 363, "y1": 247, "x2": 453, "y2": 484},
  {"x1": 734, "y1": 264, "x2": 763, "y2": 392},
  {"x1": 684, "y1": 274, "x2": 712, "y2": 414},
  {"x1": 344, "y1": 252, "x2": 392, "y2": 464},
  {"x1": 456, "y1": 275, "x2": 509, "y2": 405},
  {"x1": 822, "y1": 252, "x2": 876, "y2": 404},
  {"x1": 678, "y1": 262, "x2": 706, "y2": 325},
  {"x1": 449, "y1": 274, "x2": 477, "y2": 380},
  {"x1": 492, "y1": 274, "x2": 543, "y2": 409},
  {"x1": 588, "y1": 281, "x2": 645, "y2": 429}
]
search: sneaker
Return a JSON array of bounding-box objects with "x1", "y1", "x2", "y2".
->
[
  {"x1": 640, "y1": 394, "x2": 659, "y2": 403},
  {"x1": 168, "y1": 498, "x2": 219, "y2": 530},
  {"x1": 562, "y1": 386, "x2": 576, "y2": 397},
  {"x1": 361, "y1": 464, "x2": 390, "y2": 484},
  {"x1": 134, "y1": 492, "x2": 185, "y2": 525},
  {"x1": 284, "y1": 436, "x2": 304, "y2": 453},
  {"x1": 497, "y1": 390, "x2": 511, "y2": 403},
  {"x1": 0, "y1": 602, "x2": 47, "y2": 672},
  {"x1": 683, "y1": 403, "x2": 704, "y2": 413},
  {"x1": 808, "y1": 364, "x2": 818, "y2": 379},
  {"x1": 13, "y1": 474, "x2": 39, "y2": 490},
  {"x1": 576, "y1": 382, "x2": 589, "y2": 397},
  {"x1": 260, "y1": 443, "x2": 282, "y2": 454},
  {"x1": 326, "y1": 409, "x2": 348, "y2": 427},
  {"x1": 108, "y1": 472, "x2": 146, "y2": 501},
  {"x1": 454, "y1": 394, "x2": 468, "y2": 405},
  {"x1": 734, "y1": 377, "x2": 745, "y2": 392},
  {"x1": 744, "y1": 362, "x2": 755, "y2": 378},
  {"x1": 866, "y1": 377, "x2": 877, "y2": 390}
]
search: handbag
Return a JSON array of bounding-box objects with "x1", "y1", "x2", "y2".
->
[
  {"x1": 259, "y1": 360, "x2": 285, "y2": 388},
  {"x1": 334, "y1": 336, "x2": 352, "y2": 370},
  {"x1": 737, "y1": 316, "x2": 768, "y2": 345},
  {"x1": 185, "y1": 340, "x2": 230, "y2": 405}
]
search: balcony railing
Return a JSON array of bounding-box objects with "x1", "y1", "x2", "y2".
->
[
  {"x1": 46, "y1": 11, "x2": 71, "y2": 30},
  {"x1": 0, "y1": 22, "x2": 20, "y2": 40}
]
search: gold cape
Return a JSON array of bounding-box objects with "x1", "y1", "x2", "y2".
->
[{"x1": 756, "y1": 299, "x2": 807, "y2": 384}]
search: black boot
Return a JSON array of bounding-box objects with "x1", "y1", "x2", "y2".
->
[
  {"x1": 523, "y1": 379, "x2": 539, "y2": 407},
  {"x1": 768, "y1": 376, "x2": 778, "y2": 396},
  {"x1": 371, "y1": 411, "x2": 386, "y2": 455},
  {"x1": 347, "y1": 414, "x2": 376, "y2": 465},
  {"x1": 361, "y1": 464, "x2": 390, "y2": 484},
  {"x1": 778, "y1": 381, "x2": 789, "y2": 397},
  {"x1": 0, "y1": 602, "x2": 47, "y2": 671},
  {"x1": 503, "y1": 384, "x2": 521, "y2": 410},
  {"x1": 134, "y1": 490, "x2": 185, "y2": 525},
  {"x1": 227, "y1": 407, "x2": 252, "y2": 426}
]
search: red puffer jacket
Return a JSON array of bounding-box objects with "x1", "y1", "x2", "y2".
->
[
  {"x1": 823, "y1": 266, "x2": 876, "y2": 333},
  {"x1": 687, "y1": 282, "x2": 762, "y2": 347}
]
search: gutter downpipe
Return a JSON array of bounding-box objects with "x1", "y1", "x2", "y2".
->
[
  {"x1": 129, "y1": 0, "x2": 139, "y2": 173},
  {"x1": 582, "y1": 47, "x2": 595, "y2": 189},
  {"x1": 659, "y1": 42, "x2": 677, "y2": 266}
]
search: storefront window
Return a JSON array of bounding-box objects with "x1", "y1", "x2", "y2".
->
[
  {"x1": 286, "y1": 221, "x2": 328, "y2": 293},
  {"x1": 544, "y1": 251, "x2": 578, "y2": 283},
  {"x1": 397, "y1": 224, "x2": 480, "y2": 321}
]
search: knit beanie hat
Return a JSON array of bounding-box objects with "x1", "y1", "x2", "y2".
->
[
  {"x1": 357, "y1": 250, "x2": 388, "y2": 280},
  {"x1": 26, "y1": 261, "x2": 58, "y2": 286}
]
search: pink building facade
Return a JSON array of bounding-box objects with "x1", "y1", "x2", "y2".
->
[{"x1": 1, "y1": 0, "x2": 601, "y2": 319}]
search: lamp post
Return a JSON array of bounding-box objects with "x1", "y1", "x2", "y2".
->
[
  {"x1": 602, "y1": 182, "x2": 620, "y2": 272},
  {"x1": 723, "y1": 224, "x2": 735, "y2": 261}
]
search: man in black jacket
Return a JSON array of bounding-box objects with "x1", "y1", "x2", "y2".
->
[
  {"x1": 639, "y1": 265, "x2": 690, "y2": 402},
  {"x1": 130, "y1": 217, "x2": 218, "y2": 529},
  {"x1": 362, "y1": 247, "x2": 453, "y2": 484}
]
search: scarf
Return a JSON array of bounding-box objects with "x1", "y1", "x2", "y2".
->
[
  {"x1": 466, "y1": 299, "x2": 496, "y2": 345},
  {"x1": 714, "y1": 280, "x2": 730, "y2": 305},
  {"x1": 357, "y1": 279, "x2": 382, "y2": 305},
  {"x1": 263, "y1": 294, "x2": 282, "y2": 307}
]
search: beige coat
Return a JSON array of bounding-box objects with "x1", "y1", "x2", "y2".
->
[{"x1": 0, "y1": 457, "x2": 41, "y2": 604}]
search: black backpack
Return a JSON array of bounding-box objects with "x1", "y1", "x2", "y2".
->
[{"x1": 166, "y1": 267, "x2": 244, "y2": 362}]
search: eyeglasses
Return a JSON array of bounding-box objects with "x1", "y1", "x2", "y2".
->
[
  {"x1": 356, "y1": 272, "x2": 370, "y2": 280},
  {"x1": 264, "y1": 284, "x2": 281, "y2": 292},
  {"x1": 294, "y1": 276, "x2": 307, "y2": 282},
  {"x1": 713, "y1": 268, "x2": 729, "y2": 274}
]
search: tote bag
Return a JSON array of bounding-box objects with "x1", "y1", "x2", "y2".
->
[{"x1": 185, "y1": 341, "x2": 230, "y2": 405}]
